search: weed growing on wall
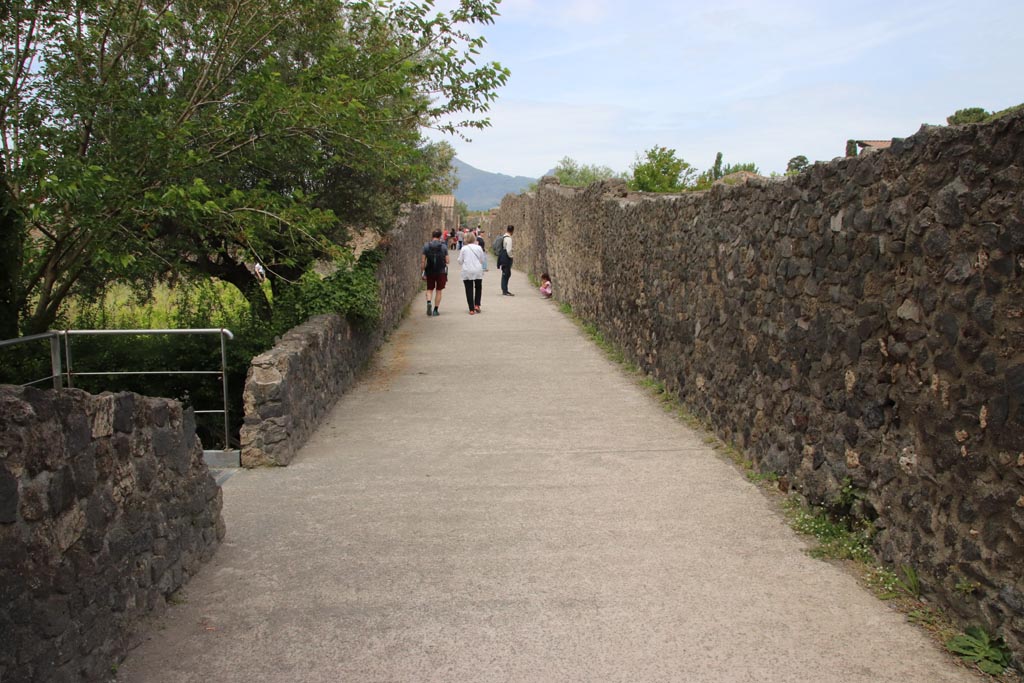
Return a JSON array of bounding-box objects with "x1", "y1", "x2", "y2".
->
[
  {"x1": 947, "y1": 627, "x2": 1012, "y2": 676},
  {"x1": 782, "y1": 497, "x2": 874, "y2": 563}
]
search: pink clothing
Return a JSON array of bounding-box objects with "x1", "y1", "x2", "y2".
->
[{"x1": 540, "y1": 280, "x2": 552, "y2": 297}]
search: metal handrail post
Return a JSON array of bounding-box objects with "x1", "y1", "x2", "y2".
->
[
  {"x1": 220, "y1": 329, "x2": 230, "y2": 450},
  {"x1": 2, "y1": 327, "x2": 235, "y2": 449},
  {"x1": 63, "y1": 330, "x2": 74, "y2": 388},
  {"x1": 49, "y1": 333, "x2": 63, "y2": 389}
]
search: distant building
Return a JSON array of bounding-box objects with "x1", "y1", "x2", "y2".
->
[
  {"x1": 427, "y1": 195, "x2": 458, "y2": 232},
  {"x1": 846, "y1": 139, "x2": 893, "y2": 157}
]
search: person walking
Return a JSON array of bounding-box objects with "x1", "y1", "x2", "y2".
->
[
  {"x1": 476, "y1": 231, "x2": 489, "y2": 272},
  {"x1": 421, "y1": 229, "x2": 448, "y2": 316},
  {"x1": 498, "y1": 225, "x2": 515, "y2": 296},
  {"x1": 458, "y1": 232, "x2": 486, "y2": 315}
]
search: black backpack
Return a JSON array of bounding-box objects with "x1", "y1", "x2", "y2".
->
[
  {"x1": 425, "y1": 242, "x2": 447, "y2": 274},
  {"x1": 492, "y1": 234, "x2": 506, "y2": 258}
]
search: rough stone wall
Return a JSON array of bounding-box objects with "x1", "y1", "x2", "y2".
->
[
  {"x1": 239, "y1": 203, "x2": 439, "y2": 467},
  {"x1": 376, "y1": 203, "x2": 442, "y2": 333},
  {"x1": 487, "y1": 112, "x2": 1024, "y2": 657},
  {"x1": 0, "y1": 386, "x2": 225, "y2": 682}
]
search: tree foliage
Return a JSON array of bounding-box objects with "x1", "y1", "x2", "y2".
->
[
  {"x1": 946, "y1": 107, "x2": 989, "y2": 125},
  {"x1": 787, "y1": 155, "x2": 810, "y2": 174},
  {"x1": 722, "y1": 161, "x2": 759, "y2": 176},
  {"x1": 546, "y1": 156, "x2": 620, "y2": 187},
  {"x1": 1, "y1": 0, "x2": 509, "y2": 334},
  {"x1": 455, "y1": 199, "x2": 469, "y2": 224},
  {"x1": 426, "y1": 141, "x2": 460, "y2": 195},
  {"x1": 690, "y1": 152, "x2": 758, "y2": 190},
  {"x1": 628, "y1": 146, "x2": 693, "y2": 193}
]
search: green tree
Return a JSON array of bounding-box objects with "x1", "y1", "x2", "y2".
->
[
  {"x1": 711, "y1": 152, "x2": 724, "y2": 181},
  {"x1": 545, "y1": 156, "x2": 620, "y2": 187},
  {"x1": 427, "y1": 142, "x2": 460, "y2": 195},
  {"x1": 628, "y1": 146, "x2": 693, "y2": 193},
  {"x1": 721, "y1": 162, "x2": 760, "y2": 175},
  {"x1": 787, "y1": 155, "x2": 810, "y2": 174},
  {"x1": 1, "y1": 0, "x2": 509, "y2": 334},
  {"x1": 455, "y1": 200, "x2": 470, "y2": 225},
  {"x1": 947, "y1": 107, "x2": 989, "y2": 125}
]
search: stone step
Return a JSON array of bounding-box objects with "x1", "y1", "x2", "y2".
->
[{"x1": 202, "y1": 449, "x2": 240, "y2": 468}]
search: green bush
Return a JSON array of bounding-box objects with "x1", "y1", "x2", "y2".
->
[{"x1": 271, "y1": 251, "x2": 381, "y2": 332}]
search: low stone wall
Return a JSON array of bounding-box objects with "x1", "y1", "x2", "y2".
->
[
  {"x1": 239, "y1": 203, "x2": 439, "y2": 467},
  {"x1": 239, "y1": 314, "x2": 368, "y2": 467},
  {"x1": 486, "y1": 112, "x2": 1024, "y2": 658},
  {"x1": 0, "y1": 386, "x2": 224, "y2": 682}
]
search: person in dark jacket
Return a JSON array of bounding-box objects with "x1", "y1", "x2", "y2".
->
[
  {"x1": 421, "y1": 230, "x2": 448, "y2": 316},
  {"x1": 498, "y1": 225, "x2": 515, "y2": 296}
]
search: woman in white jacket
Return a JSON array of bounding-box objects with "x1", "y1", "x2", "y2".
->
[{"x1": 457, "y1": 238, "x2": 486, "y2": 315}]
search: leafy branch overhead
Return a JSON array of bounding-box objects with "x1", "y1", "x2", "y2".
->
[{"x1": 0, "y1": 0, "x2": 509, "y2": 335}]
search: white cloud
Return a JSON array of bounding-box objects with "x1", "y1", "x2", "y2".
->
[
  {"x1": 428, "y1": 0, "x2": 1024, "y2": 178},
  {"x1": 432, "y1": 98, "x2": 635, "y2": 176}
]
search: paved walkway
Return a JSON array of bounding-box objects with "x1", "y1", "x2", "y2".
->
[{"x1": 116, "y1": 264, "x2": 977, "y2": 682}]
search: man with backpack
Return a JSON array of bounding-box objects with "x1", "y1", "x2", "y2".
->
[
  {"x1": 497, "y1": 225, "x2": 515, "y2": 296},
  {"x1": 421, "y1": 229, "x2": 449, "y2": 316}
]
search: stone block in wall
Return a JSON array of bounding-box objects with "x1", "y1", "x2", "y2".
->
[{"x1": 0, "y1": 385, "x2": 224, "y2": 682}]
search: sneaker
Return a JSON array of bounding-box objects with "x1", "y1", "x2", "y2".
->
[
  {"x1": 474, "y1": 306, "x2": 481, "y2": 313},
  {"x1": 426, "y1": 301, "x2": 432, "y2": 316},
  {"x1": 469, "y1": 310, "x2": 476, "y2": 315},
  {"x1": 433, "y1": 308, "x2": 440, "y2": 316},
  {"x1": 503, "y1": 292, "x2": 515, "y2": 297}
]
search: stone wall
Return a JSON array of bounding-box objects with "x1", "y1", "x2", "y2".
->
[
  {"x1": 239, "y1": 203, "x2": 439, "y2": 467},
  {"x1": 0, "y1": 386, "x2": 225, "y2": 682},
  {"x1": 486, "y1": 112, "x2": 1024, "y2": 657}
]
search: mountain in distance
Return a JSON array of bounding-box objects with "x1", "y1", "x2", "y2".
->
[{"x1": 451, "y1": 158, "x2": 537, "y2": 211}]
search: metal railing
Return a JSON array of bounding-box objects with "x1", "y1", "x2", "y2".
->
[{"x1": 0, "y1": 328, "x2": 234, "y2": 448}]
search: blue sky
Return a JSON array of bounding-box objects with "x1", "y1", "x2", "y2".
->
[{"x1": 427, "y1": 0, "x2": 1024, "y2": 178}]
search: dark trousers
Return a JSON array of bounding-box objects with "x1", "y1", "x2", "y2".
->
[
  {"x1": 463, "y1": 278, "x2": 482, "y2": 311},
  {"x1": 500, "y1": 259, "x2": 513, "y2": 293}
]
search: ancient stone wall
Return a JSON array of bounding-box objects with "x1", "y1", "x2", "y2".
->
[
  {"x1": 239, "y1": 203, "x2": 439, "y2": 467},
  {"x1": 487, "y1": 112, "x2": 1024, "y2": 657},
  {"x1": 0, "y1": 386, "x2": 225, "y2": 682}
]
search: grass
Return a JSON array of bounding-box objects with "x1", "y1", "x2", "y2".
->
[
  {"x1": 551, "y1": 293, "x2": 1021, "y2": 681},
  {"x1": 61, "y1": 280, "x2": 256, "y2": 330},
  {"x1": 956, "y1": 577, "x2": 982, "y2": 596},
  {"x1": 746, "y1": 470, "x2": 780, "y2": 484},
  {"x1": 782, "y1": 496, "x2": 874, "y2": 563}
]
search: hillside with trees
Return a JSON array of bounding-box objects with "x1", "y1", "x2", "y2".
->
[{"x1": 452, "y1": 158, "x2": 536, "y2": 210}]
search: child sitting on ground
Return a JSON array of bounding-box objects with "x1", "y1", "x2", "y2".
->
[{"x1": 539, "y1": 272, "x2": 552, "y2": 298}]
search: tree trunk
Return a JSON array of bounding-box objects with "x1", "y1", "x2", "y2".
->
[
  {"x1": 192, "y1": 255, "x2": 273, "y2": 322},
  {"x1": 0, "y1": 180, "x2": 23, "y2": 339}
]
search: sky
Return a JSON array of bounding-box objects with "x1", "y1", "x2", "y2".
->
[{"x1": 425, "y1": 0, "x2": 1024, "y2": 178}]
